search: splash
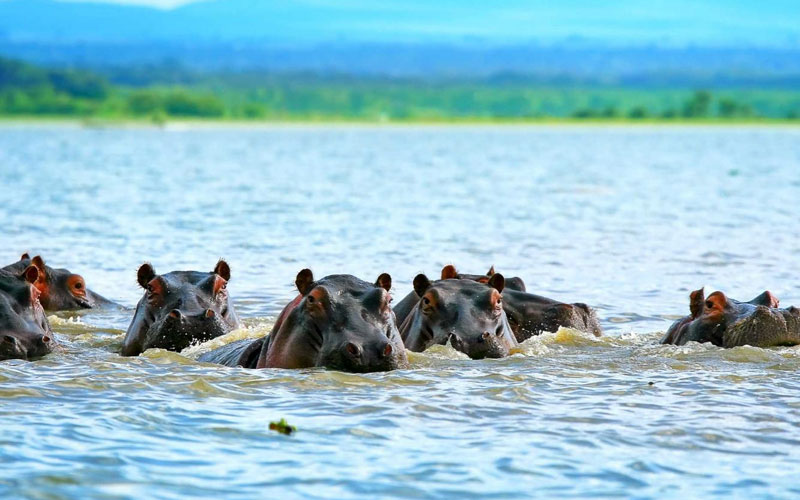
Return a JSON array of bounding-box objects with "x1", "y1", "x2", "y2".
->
[{"x1": 180, "y1": 319, "x2": 275, "y2": 359}]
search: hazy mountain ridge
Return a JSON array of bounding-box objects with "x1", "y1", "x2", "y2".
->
[
  {"x1": 1, "y1": 0, "x2": 798, "y2": 85},
  {"x1": 2, "y1": 40, "x2": 799, "y2": 87}
]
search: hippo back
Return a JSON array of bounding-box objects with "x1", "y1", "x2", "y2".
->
[
  {"x1": 198, "y1": 338, "x2": 265, "y2": 368},
  {"x1": 502, "y1": 289, "x2": 602, "y2": 341}
]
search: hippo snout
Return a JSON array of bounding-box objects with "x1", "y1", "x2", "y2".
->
[
  {"x1": 12, "y1": 332, "x2": 56, "y2": 360},
  {"x1": 32, "y1": 333, "x2": 55, "y2": 358},
  {"x1": 166, "y1": 309, "x2": 184, "y2": 323},
  {"x1": 0, "y1": 334, "x2": 26, "y2": 359},
  {"x1": 145, "y1": 310, "x2": 229, "y2": 352},
  {"x1": 449, "y1": 331, "x2": 509, "y2": 360},
  {"x1": 326, "y1": 338, "x2": 401, "y2": 373},
  {"x1": 166, "y1": 309, "x2": 217, "y2": 325}
]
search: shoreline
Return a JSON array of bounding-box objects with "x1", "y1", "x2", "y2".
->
[{"x1": 1, "y1": 116, "x2": 799, "y2": 129}]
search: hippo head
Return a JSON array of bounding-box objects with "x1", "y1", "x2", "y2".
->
[
  {"x1": 441, "y1": 264, "x2": 527, "y2": 292},
  {"x1": 0, "y1": 267, "x2": 56, "y2": 361},
  {"x1": 5, "y1": 253, "x2": 113, "y2": 310},
  {"x1": 121, "y1": 260, "x2": 240, "y2": 356},
  {"x1": 258, "y1": 270, "x2": 407, "y2": 372},
  {"x1": 664, "y1": 288, "x2": 799, "y2": 348},
  {"x1": 539, "y1": 302, "x2": 602, "y2": 337},
  {"x1": 400, "y1": 273, "x2": 518, "y2": 359}
]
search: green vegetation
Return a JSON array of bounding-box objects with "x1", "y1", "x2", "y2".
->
[
  {"x1": 269, "y1": 418, "x2": 296, "y2": 435},
  {"x1": 2, "y1": 56, "x2": 800, "y2": 123}
]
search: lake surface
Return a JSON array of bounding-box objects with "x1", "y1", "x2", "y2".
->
[{"x1": 1, "y1": 124, "x2": 799, "y2": 499}]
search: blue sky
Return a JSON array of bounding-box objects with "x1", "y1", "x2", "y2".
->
[{"x1": 12, "y1": 0, "x2": 800, "y2": 46}]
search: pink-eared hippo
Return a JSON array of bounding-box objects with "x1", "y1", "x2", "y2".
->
[
  {"x1": 121, "y1": 260, "x2": 240, "y2": 356},
  {"x1": 3, "y1": 253, "x2": 117, "y2": 311},
  {"x1": 0, "y1": 266, "x2": 55, "y2": 361},
  {"x1": 399, "y1": 272, "x2": 518, "y2": 359},
  {"x1": 661, "y1": 288, "x2": 800, "y2": 348},
  {"x1": 199, "y1": 270, "x2": 407, "y2": 372}
]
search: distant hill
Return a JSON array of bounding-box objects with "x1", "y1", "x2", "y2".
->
[{"x1": 1, "y1": 0, "x2": 799, "y2": 83}]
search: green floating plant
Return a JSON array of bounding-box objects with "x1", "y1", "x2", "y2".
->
[{"x1": 269, "y1": 418, "x2": 297, "y2": 435}]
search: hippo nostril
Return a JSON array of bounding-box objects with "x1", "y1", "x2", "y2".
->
[
  {"x1": 345, "y1": 342, "x2": 361, "y2": 358},
  {"x1": 482, "y1": 332, "x2": 491, "y2": 340},
  {"x1": 41, "y1": 335, "x2": 51, "y2": 344},
  {"x1": 168, "y1": 309, "x2": 183, "y2": 321},
  {"x1": 205, "y1": 309, "x2": 215, "y2": 319},
  {"x1": 381, "y1": 343, "x2": 393, "y2": 358}
]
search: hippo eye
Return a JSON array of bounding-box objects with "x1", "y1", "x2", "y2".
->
[
  {"x1": 423, "y1": 297, "x2": 430, "y2": 305},
  {"x1": 307, "y1": 295, "x2": 315, "y2": 304},
  {"x1": 705, "y1": 300, "x2": 714, "y2": 308},
  {"x1": 74, "y1": 282, "x2": 83, "y2": 290}
]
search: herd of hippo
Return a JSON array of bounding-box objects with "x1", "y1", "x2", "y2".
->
[{"x1": 2, "y1": 253, "x2": 800, "y2": 371}]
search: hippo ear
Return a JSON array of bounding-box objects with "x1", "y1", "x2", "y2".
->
[
  {"x1": 487, "y1": 265, "x2": 495, "y2": 276},
  {"x1": 20, "y1": 252, "x2": 30, "y2": 261},
  {"x1": 705, "y1": 291, "x2": 728, "y2": 313},
  {"x1": 413, "y1": 274, "x2": 431, "y2": 297},
  {"x1": 213, "y1": 259, "x2": 231, "y2": 281},
  {"x1": 31, "y1": 256, "x2": 46, "y2": 273},
  {"x1": 441, "y1": 265, "x2": 458, "y2": 280},
  {"x1": 137, "y1": 263, "x2": 156, "y2": 289},
  {"x1": 763, "y1": 291, "x2": 779, "y2": 308},
  {"x1": 22, "y1": 265, "x2": 39, "y2": 285},
  {"x1": 689, "y1": 288, "x2": 705, "y2": 318},
  {"x1": 375, "y1": 273, "x2": 392, "y2": 292},
  {"x1": 295, "y1": 269, "x2": 314, "y2": 295},
  {"x1": 748, "y1": 290, "x2": 779, "y2": 308},
  {"x1": 488, "y1": 273, "x2": 505, "y2": 293}
]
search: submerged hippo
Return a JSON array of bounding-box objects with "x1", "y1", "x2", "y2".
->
[
  {"x1": 501, "y1": 289, "x2": 602, "y2": 341},
  {"x1": 395, "y1": 264, "x2": 600, "y2": 342},
  {"x1": 661, "y1": 288, "x2": 800, "y2": 348},
  {"x1": 446, "y1": 265, "x2": 527, "y2": 293},
  {"x1": 2, "y1": 253, "x2": 117, "y2": 311},
  {"x1": 393, "y1": 264, "x2": 526, "y2": 326},
  {"x1": 400, "y1": 272, "x2": 518, "y2": 359},
  {"x1": 199, "y1": 270, "x2": 407, "y2": 372},
  {"x1": 0, "y1": 267, "x2": 56, "y2": 361},
  {"x1": 121, "y1": 260, "x2": 240, "y2": 356}
]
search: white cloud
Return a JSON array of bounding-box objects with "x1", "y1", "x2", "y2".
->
[{"x1": 57, "y1": 0, "x2": 200, "y2": 9}]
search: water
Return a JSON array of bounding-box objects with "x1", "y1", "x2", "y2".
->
[{"x1": 1, "y1": 124, "x2": 799, "y2": 499}]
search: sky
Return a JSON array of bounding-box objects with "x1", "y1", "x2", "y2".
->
[
  {"x1": 63, "y1": 0, "x2": 194, "y2": 6},
  {"x1": 5, "y1": 0, "x2": 798, "y2": 46}
]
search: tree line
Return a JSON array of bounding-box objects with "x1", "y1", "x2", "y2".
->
[{"x1": 2, "y1": 57, "x2": 799, "y2": 121}]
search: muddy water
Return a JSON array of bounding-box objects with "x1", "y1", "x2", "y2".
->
[{"x1": 1, "y1": 124, "x2": 799, "y2": 498}]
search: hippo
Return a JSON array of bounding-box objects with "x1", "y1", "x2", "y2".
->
[
  {"x1": 661, "y1": 288, "x2": 800, "y2": 348},
  {"x1": 2, "y1": 253, "x2": 117, "y2": 311},
  {"x1": 199, "y1": 270, "x2": 407, "y2": 372},
  {"x1": 501, "y1": 289, "x2": 603, "y2": 341},
  {"x1": 121, "y1": 260, "x2": 240, "y2": 356},
  {"x1": 0, "y1": 267, "x2": 56, "y2": 361},
  {"x1": 393, "y1": 264, "x2": 526, "y2": 326},
  {"x1": 448, "y1": 265, "x2": 527, "y2": 293},
  {"x1": 395, "y1": 265, "x2": 599, "y2": 341},
  {"x1": 399, "y1": 272, "x2": 518, "y2": 359}
]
